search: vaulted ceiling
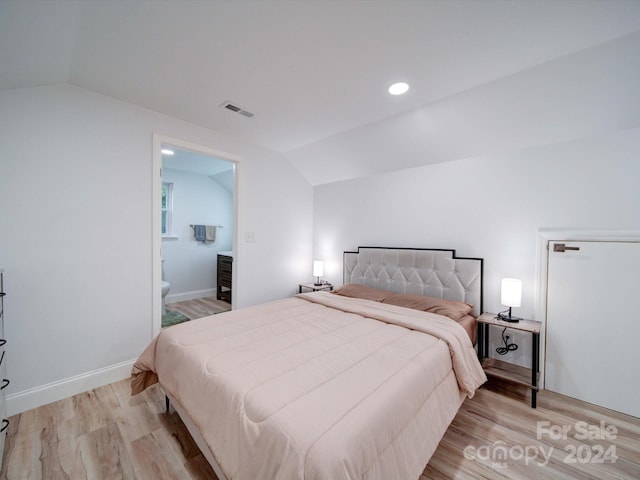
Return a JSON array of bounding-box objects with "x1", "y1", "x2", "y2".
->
[{"x1": 2, "y1": 1, "x2": 640, "y2": 185}]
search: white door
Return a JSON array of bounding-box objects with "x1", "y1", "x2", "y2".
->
[{"x1": 546, "y1": 240, "x2": 640, "y2": 417}]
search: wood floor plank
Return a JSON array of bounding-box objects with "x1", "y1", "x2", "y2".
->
[
  {"x1": 129, "y1": 431, "x2": 192, "y2": 480},
  {"x1": 56, "y1": 431, "x2": 86, "y2": 480},
  {"x1": 37, "y1": 404, "x2": 70, "y2": 480},
  {"x1": 2, "y1": 431, "x2": 42, "y2": 480},
  {"x1": 114, "y1": 401, "x2": 162, "y2": 445},
  {"x1": 166, "y1": 297, "x2": 230, "y2": 321},
  {"x1": 1, "y1": 378, "x2": 638, "y2": 479},
  {"x1": 71, "y1": 390, "x2": 109, "y2": 436},
  {"x1": 85, "y1": 418, "x2": 136, "y2": 480}
]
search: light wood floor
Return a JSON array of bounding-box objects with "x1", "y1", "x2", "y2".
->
[
  {"x1": 1, "y1": 379, "x2": 638, "y2": 479},
  {"x1": 166, "y1": 297, "x2": 231, "y2": 321},
  {"x1": 424, "y1": 380, "x2": 640, "y2": 479}
]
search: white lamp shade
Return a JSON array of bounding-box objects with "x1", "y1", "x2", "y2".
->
[
  {"x1": 313, "y1": 260, "x2": 324, "y2": 277},
  {"x1": 501, "y1": 278, "x2": 522, "y2": 308}
]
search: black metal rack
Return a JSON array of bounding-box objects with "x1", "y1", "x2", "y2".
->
[{"x1": 0, "y1": 269, "x2": 8, "y2": 462}]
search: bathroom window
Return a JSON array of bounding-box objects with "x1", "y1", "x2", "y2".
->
[{"x1": 162, "y1": 182, "x2": 174, "y2": 236}]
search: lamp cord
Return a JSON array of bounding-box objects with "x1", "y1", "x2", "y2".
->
[{"x1": 496, "y1": 327, "x2": 518, "y2": 355}]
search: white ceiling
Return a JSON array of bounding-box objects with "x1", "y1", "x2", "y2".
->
[
  {"x1": 162, "y1": 146, "x2": 233, "y2": 177},
  {"x1": 162, "y1": 145, "x2": 235, "y2": 192},
  {"x1": 2, "y1": 0, "x2": 640, "y2": 185}
]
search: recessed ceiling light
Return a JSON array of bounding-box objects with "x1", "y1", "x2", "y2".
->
[
  {"x1": 388, "y1": 82, "x2": 410, "y2": 95},
  {"x1": 161, "y1": 149, "x2": 174, "y2": 155}
]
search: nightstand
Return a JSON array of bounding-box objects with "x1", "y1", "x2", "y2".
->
[
  {"x1": 298, "y1": 283, "x2": 333, "y2": 293},
  {"x1": 477, "y1": 313, "x2": 541, "y2": 408}
]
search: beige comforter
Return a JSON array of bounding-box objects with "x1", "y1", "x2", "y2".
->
[{"x1": 132, "y1": 292, "x2": 486, "y2": 479}]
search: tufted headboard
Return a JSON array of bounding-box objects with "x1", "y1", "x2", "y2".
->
[{"x1": 343, "y1": 247, "x2": 483, "y2": 317}]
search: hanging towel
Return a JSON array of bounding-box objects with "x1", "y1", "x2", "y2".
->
[
  {"x1": 194, "y1": 225, "x2": 206, "y2": 241},
  {"x1": 205, "y1": 225, "x2": 217, "y2": 243}
]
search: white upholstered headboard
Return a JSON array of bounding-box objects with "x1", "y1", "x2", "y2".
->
[{"x1": 343, "y1": 247, "x2": 483, "y2": 317}]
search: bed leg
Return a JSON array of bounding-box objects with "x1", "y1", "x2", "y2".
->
[{"x1": 165, "y1": 395, "x2": 170, "y2": 412}]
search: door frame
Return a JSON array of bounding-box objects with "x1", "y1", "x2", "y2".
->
[
  {"x1": 152, "y1": 133, "x2": 242, "y2": 338},
  {"x1": 535, "y1": 229, "x2": 640, "y2": 388}
]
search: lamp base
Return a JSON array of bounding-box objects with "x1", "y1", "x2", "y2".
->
[{"x1": 497, "y1": 312, "x2": 521, "y2": 323}]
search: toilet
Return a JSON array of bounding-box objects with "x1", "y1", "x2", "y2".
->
[{"x1": 161, "y1": 259, "x2": 171, "y2": 314}]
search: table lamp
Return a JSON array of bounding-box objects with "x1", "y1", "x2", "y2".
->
[
  {"x1": 498, "y1": 278, "x2": 522, "y2": 323},
  {"x1": 313, "y1": 260, "x2": 324, "y2": 286}
]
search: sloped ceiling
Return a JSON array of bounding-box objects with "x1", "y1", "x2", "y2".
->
[
  {"x1": 2, "y1": 0, "x2": 640, "y2": 185},
  {"x1": 162, "y1": 146, "x2": 235, "y2": 192}
]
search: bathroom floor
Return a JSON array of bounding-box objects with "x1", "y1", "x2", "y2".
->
[{"x1": 165, "y1": 296, "x2": 231, "y2": 321}]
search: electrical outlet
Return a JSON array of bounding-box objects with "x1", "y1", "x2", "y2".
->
[{"x1": 244, "y1": 231, "x2": 256, "y2": 243}]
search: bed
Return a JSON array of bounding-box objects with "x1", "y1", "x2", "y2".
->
[{"x1": 132, "y1": 247, "x2": 486, "y2": 480}]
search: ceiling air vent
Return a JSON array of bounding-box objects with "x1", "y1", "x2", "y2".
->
[{"x1": 220, "y1": 101, "x2": 254, "y2": 118}]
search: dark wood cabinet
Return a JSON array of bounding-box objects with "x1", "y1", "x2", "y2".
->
[{"x1": 217, "y1": 253, "x2": 232, "y2": 304}]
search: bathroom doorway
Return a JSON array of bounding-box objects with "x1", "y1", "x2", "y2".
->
[{"x1": 152, "y1": 135, "x2": 239, "y2": 336}]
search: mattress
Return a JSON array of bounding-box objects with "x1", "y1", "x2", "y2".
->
[{"x1": 132, "y1": 292, "x2": 486, "y2": 479}]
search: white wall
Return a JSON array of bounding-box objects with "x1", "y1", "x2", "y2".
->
[
  {"x1": 162, "y1": 168, "x2": 233, "y2": 302},
  {"x1": 313, "y1": 127, "x2": 640, "y2": 366},
  {"x1": 0, "y1": 84, "x2": 313, "y2": 414}
]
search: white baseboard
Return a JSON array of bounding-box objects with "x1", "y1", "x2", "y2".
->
[
  {"x1": 166, "y1": 288, "x2": 216, "y2": 304},
  {"x1": 6, "y1": 359, "x2": 135, "y2": 416}
]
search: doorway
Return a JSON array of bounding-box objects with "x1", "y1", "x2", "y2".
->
[
  {"x1": 152, "y1": 134, "x2": 240, "y2": 337},
  {"x1": 545, "y1": 239, "x2": 640, "y2": 417},
  {"x1": 536, "y1": 229, "x2": 640, "y2": 409}
]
